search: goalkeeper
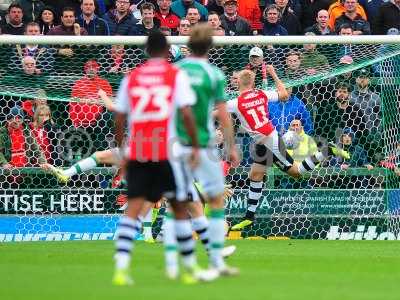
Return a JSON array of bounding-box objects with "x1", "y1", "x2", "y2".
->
[{"x1": 228, "y1": 68, "x2": 350, "y2": 230}]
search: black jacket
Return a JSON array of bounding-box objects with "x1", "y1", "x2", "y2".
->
[
  {"x1": 334, "y1": 13, "x2": 371, "y2": 34},
  {"x1": 279, "y1": 6, "x2": 302, "y2": 35},
  {"x1": 372, "y1": 2, "x2": 400, "y2": 34}
]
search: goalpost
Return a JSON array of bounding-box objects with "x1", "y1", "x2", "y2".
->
[{"x1": 0, "y1": 35, "x2": 399, "y2": 242}]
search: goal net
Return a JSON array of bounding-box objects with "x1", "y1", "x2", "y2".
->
[{"x1": 0, "y1": 35, "x2": 399, "y2": 242}]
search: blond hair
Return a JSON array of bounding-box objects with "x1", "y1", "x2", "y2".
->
[
  {"x1": 238, "y1": 69, "x2": 256, "y2": 89},
  {"x1": 188, "y1": 23, "x2": 213, "y2": 56},
  {"x1": 33, "y1": 104, "x2": 51, "y2": 125}
]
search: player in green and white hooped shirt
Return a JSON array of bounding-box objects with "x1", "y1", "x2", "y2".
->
[{"x1": 168, "y1": 24, "x2": 240, "y2": 278}]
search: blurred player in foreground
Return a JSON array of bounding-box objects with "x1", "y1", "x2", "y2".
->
[
  {"x1": 168, "y1": 23, "x2": 240, "y2": 277},
  {"x1": 228, "y1": 69, "x2": 350, "y2": 230},
  {"x1": 112, "y1": 31, "x2": 217, "y2": 285}
]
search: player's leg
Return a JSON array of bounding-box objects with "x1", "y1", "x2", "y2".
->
[
  {"x1": 193, "y1": 149, "x2": 239, "y2": 276},
  {"x1": 139, "y1": 201, "x2": 155, "y2": 242},
  {"x1": 168, "y1": 157, "x2": 218, "y2": 283},
  {"x1": 231, "y1": 143, "x2": 268, "y2": 231},
  {"x1": 112, "y1": 160, "x2": 148, "y2": 286},
  {"x1": 54, "y1": 148, "x2": 119, "y2": 183}
]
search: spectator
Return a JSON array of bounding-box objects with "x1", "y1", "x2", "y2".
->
[
  {"x1": 30, "y1": 104, "x2": 60, "y2": 165},
  {"x1": 102, "y1": 0, "x2": 139, "y2": 35},
  {"x1": 70, "y1": 59, "x2": 113, "y2": 129},
  {"x1": 155, "y1": 0, "x2": 180, "y2": 32},
  {"x1": 350, "y1": 68, "x2": 381, "y2": 131},
  {"x1": 186, "y1": 5, "x2": 200, "y2": 26},
  {"x1": 135, "y1": 2, "x2": 160, "y2": 35},
  {"x1": 22, "y1": 89, "x2": 47, "y2": 118},
  {"x1": 274, "y1": 0, "x2": 301, "y2": 35},
  {"x1": 38, "y1": 6, "x2": 57, "y2": 34},
  {"x1": 9, "y1": 22, "x2": 55, "y2": 74},
  {"x1": 207, "y1": 10, "x2": 221, "y2": 30},
  {"x1": 334, "y1": 0, "x2": 371, "y2": 34},
  {"x1": 220, "y1": 0, "x2": 251, "y2": 36},
  {"x1": 262, "y1": 4, "x2": 288, "y2": 36},
  {"x1": 372, "y1": 0, "x2": 400, "y2": 35},
  {"x1": 285, "y1": 119, "x2": 318, "y2": 163},
  {"x1": 336, "y1": 23, "x2": 356, "y2": 64},
  {"x1": 304, "y1": 9, "x2": 333, "y2": 35},
  {"x1": 77, "y1": 0, "x2": 110, "y2": 35},
  {"x1": 245, "y1": 47, "x2": 268, "y2": 87},
  {"x1": 0, "y1": 105, "x2": 49, "y2": 170},
  {"x1": 284, "y1": 50, "x2": 304, "y2": 79},
  {"x1": 266, "y1": 0, "x2": 302, "y2": 17},
  {"x1": 269, "y1": 87, "x2": 314, "y2": 136},
  {"x1": 213, "y1": 25, "x2": 225, "y2": 36},
  {"x1": 1, "y1": 3, "x2": 24, "y2": 34},
  {"x1": 106, "y1": 44, "x2": 133, "y2": 74},
  {"x1": 47, "y1": 7, "x2": 88, "y2": 35},
  {"x1": 299, "y1": 0, "x2": 333, "y2": 30},
  {"x1": 170, "y1": 0, "x2": 208, "y2": 20},
  {"x1": 176, "y1": 17, "x2": 191, "y2": 35},
  {"x1": 328, "y1": 0, "x2": 367, "y2": 30},
  {"x1": 300, "y1": 32, "x2": 330, "y2": 75},
  {"x1": 358, "y1": 0, "x2": 384, "y2": 21},
  {"x1": 206, "y1": 0, "x2": 224, "y2": 15},
  {"x1": 315, "y1": 81, "x2": 366, "y2": 142},
  {"x1": 237, "y1": 0, "x2": 263, "y2": 34},
  {"x1": 17, "y1": 0, "x2": 44, "y2": 22},
  {"x1": 328, "y1": 127, "x2": 373, "y2": 171}
]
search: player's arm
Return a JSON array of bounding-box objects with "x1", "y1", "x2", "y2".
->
[
  {"x1": 215, "y1": 102, "x2": 240, "y2": 167},
  {"x1": 114, "y1": 77, "x2": 129, "y2": 150},
  {"x1": 266, "y1": 65, "x2": 289, "y2": 101},
  {"x1": 98, "y1": 89, "x2": 116, "y2": 112}
]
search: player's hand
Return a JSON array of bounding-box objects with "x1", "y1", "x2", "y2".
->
[
  {"x1": 188, "y1": 148, "x2": 200, "y2": 169},
  {"x1": 366, "y1": 164, "x2": 374, "y2": 170},
  {"x1": 39, "y1": 163, "x2": 52, "y2": 171},
  {"x1": 228, "y1": 147, "x2": 240, "y2": 168},
  {"x1": 2, "y1": 163, "x2": 12, "y2": 169},
  {"x1": 73, "y1": 23, "x2": 81, "y2": 35},
  {"x1": 223, "y1": 184, "x2": 234, "y2": 198}
]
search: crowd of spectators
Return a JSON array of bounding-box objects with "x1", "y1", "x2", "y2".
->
[{"x1": 0, "y1": 0, "x2": 399, "y2": 188}]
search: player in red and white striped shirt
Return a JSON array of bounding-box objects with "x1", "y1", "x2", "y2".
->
[{"x1": 228, "y1": 68, "x2": 350, "y2": 230}]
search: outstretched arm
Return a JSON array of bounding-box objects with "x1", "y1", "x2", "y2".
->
[
  {"x1": 266, "y1": 65, "x2": 289, "y2": 101},
  {"x1": 98, "y1": 89, "x2": 116, "y2": 112}
]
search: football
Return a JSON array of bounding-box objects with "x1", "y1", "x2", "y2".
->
[{"x1": 283, "y1": 130, "x2": 300, "y2": 150}]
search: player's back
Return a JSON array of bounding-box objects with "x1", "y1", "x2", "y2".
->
[
  {"x1": 125, "y1": 59, "x2": 179, "y2": 161},
  {"x1": 176, "y1": 58, "x2": 226, "y2": 147},
  {"x1": 230, "y1": 89, "x2": 276, "y2": 138}
]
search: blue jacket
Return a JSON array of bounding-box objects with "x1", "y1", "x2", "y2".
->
[
  {"x1": 262, "y1": 21, "x2": 288, "y2": 36},
  {"x1": 171, "y1": 0, "x2": 208, "y2": 20},
  {"x1": 268, "y1": 95, "x2": 314, "y2": 135},
  {"x1": 77, "y1": 14, "x2": 110, "y2": 36},
  {"x1": 102, "y1": 10, "x2": 139, "y2": 35}
]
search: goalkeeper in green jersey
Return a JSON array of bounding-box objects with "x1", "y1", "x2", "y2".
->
[{"x1": 168, "y1": 24, "x2": 240, "y2": 279}]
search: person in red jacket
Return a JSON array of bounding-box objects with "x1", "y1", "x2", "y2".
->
[{"x1": 69, "y1": 59, "x2": 113, "y2": 153}]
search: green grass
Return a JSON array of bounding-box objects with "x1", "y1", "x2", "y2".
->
[{"x1": 0, "y1": 240, "x2": 399, "y2": 300}]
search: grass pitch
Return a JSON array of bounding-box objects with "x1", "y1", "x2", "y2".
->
[{"x1": 0, "y1": 240, "x2": 399, "y2": 300}]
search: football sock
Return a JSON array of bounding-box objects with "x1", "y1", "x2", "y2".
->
[
  {"x1": 209, "y1": 209, "x2": 226, "y2": 269},
  {"x1": 142, "y1": 208, "x2": 153, "y2": 240},
  {"x1": 163, "y1": 211, "x2": 178, "y2": 269},
  {"x1": 298, "y1": 151, "x2": 325, "y2": 175},
  {"x1": 192, "y1": 216, "x2": 210, "y2": 252},
  {"x1": 175, "y1": 219, "x2": 197, "y2": 269},
  {"x1": 63, "y1": 154, "x2": 98, "y2": 177},
  {"x1": 245, "y1": 180, "x2": 263, "y2": 220},
  {"x1": 114, "y1": 216, "x2": 142, "y2": 270}
]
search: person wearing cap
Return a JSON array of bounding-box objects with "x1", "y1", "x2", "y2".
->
[
  {"x1": 170, "y1": 0, "x2": 208, "y2": 21},
  {"x1": 262, "y1": 4, "x2": 288, "y2": 36},
  {"x1": 220, "y1": 0, "x2": 251, "y2": 36},
  {"x1": 372, "y1": 0, "x2": 400, "y2": 35},
  {"x1": 70, "y1": 59, "x2": 113, "y2": 131},
  {"x1": 0, "y1": 105, "x2": 49, "y2": 170},
  {"x1": 245, "y1": 46, "x2": 268, "y2": 87}
]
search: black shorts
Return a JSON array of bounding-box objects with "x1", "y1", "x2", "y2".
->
[
  {"x1": 126, "y1": 160, "x2": 176, "y2": 202},
  {"x1": 251, "y1": 133, "x2": 294, "y2": 172}
]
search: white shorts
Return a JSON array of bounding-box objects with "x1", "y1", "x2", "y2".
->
[{"x1": 170, "y1": 146, "x2": 225, "y2": 201}]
